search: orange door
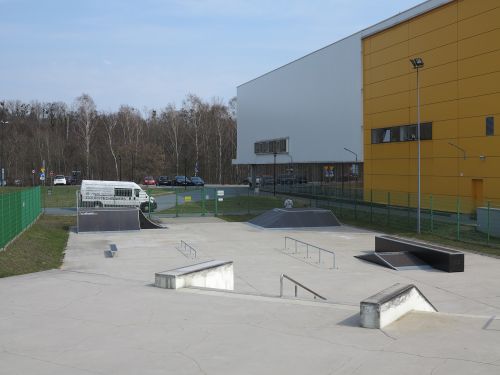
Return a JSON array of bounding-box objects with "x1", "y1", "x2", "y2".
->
[{"x1": 471, "y1": 179, "x2": 484, "y2": 208}]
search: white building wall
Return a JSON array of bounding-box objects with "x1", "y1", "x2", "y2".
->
[
  {"x1": 234, "y1": 0, "x2": 453, "y2": 166},
  {"x1": 235, "y1": 34, "x2": 363, "y2": 165}
]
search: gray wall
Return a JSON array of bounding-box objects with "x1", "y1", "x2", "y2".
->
[
  {"x1": 235, "y1": 34, "x2": 363, "y2": 165},
  {"x1": 234, "y1": 0, "x2": 453, "y2": 166}
]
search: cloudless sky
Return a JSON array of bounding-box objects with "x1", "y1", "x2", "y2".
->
[{"x1": 0, "y1": 0, "x2": 424, "y2": 111}]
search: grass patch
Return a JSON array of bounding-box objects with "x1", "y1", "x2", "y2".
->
[{"x1": 0, "y1": 215, "x2": 75, "y2": 278}]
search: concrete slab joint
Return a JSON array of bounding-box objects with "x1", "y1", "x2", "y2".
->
[
  {"x1": 360, "y1": 283, "x2": 437, "y2": 329},
  {"x1": 155, "y1": 260, "x2": 234, "y2": 291}
]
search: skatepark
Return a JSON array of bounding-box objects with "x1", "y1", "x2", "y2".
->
[{"x1": 1, "y1": 211, "x2": 500, "y2": 374}]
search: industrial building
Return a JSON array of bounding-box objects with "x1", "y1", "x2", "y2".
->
[{"x1": 234, "y1": 0, "x2": 500, "y2": 212}]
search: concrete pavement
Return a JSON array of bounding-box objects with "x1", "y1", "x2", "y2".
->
[{"x1": 1, "y1": 218, "x2": 500, "y2": 374}]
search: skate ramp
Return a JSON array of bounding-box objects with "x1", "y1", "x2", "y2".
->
[
  {"x1": 78, "y1": 208, "x2": 140, "y2": 232},
  {"x1": 360, "y1": 283, "x2": 437, "y2": 329},
  {"x1": 355, "y1": 252, "x2": 430, "y2": 270},
  {"x1": 249, "y1": 208, "x2": 341, "y2": 228},
  {"x1": 139, "y1": 210, "x2": 164, "y2": 229}
]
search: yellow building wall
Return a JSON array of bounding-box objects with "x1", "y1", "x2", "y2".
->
[{"x1": 363, "y1": 0, "x2": 500, "y2": 212}]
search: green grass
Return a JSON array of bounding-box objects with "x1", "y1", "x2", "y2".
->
[
  {"x1": 157, "y1": 195, "x2": 309, "y2": 215},
  {"x1": 0, "y1": 215, "x2": 75, "y2": 278}
]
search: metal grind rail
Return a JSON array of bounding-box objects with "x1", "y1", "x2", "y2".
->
[
  {"x1": 280, "y1": 274, "x2": 326, "y2": 300},
  {"x1": 284, "y1": 236, "x2": 336, "y2": 269},
  {"x1": 177, "y1": 240, "x2": 197, "y2": 258}
]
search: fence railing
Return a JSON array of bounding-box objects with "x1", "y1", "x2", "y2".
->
[
  {"x1": 0, "y1": 187, "x2": 42, "y2": 249},
  {"x1": 284, "y1": 236, "x2": 336, "y2": 269},
  {"x1": 279, "y1": 274, "x2": 326, "y2": 300}
]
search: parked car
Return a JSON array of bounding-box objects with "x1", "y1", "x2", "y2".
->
[
  {"x1": 277, "y1": 174, "x2": 297, "y2": 185},
  {"x1": 157, "y1": 176, "x2": 172, "y2": 186},
  {"x1": 143, "y1": 176, "x2": 156, "y2": 185},
  {"x1": 259, "y1": 175, "x2": 274, "y2": 186},
  {"x1": 54, "y1": 175, "x2": 67, "y2": 186},
  {"x1": 65, "y1": 176, "x2": 73, "y2": 185},
  {"x1": 190, "y1": 176, "x2": 205, "y2": 186},
  {"x1": 173, "y1": 176, "x2": 192, "y2": 186},
  {"x1": 243, "y1": 176, "x2": 262, "y2": 187}
]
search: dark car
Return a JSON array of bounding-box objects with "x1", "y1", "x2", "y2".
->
[
  {"x1": 259, "y1": 175, "x2": 274, "y2": 186},
  {"x1": 157, "y1": 176, "x2": 172, "y2": 186},
  {"x1": 65, "y1": 176, "x2": 73, "y2": 185},
  {"x1": 144, "y1": 176, "x2": 156, "y2": 185},
  {"x1": 190, "y1": 176, "x2": 205, "y2": 186},
  {"x1": 277, "y1": 174, "x2": 297, "y2": 185},
  {"x1": 173, "y1": 176, "x2": 192, "y2": 186}
]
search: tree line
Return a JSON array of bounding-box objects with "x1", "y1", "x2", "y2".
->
[{"x1": 0, "y1": 94, "x2": 243, "y2": 185}]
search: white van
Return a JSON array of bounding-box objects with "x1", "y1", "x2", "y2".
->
[{"x1": 80, "y1": 180, "x2": 157, "y2": 211}]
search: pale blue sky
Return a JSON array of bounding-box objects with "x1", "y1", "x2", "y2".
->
[{"x1": 0, "y1": 0, "x2": 423, "y2": 111}]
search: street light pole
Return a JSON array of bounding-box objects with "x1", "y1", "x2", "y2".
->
[
  {"x1": 344, "y1": 147, "x2": 359, "y2": 192},
  {"x1": 410, "y1": 57, "x2": 424, "y2": 234},
  {"x1": 273, "y1": 152, "x2": 277, "y2": 196}
]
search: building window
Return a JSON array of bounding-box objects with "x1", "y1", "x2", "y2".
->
[
  {"x1": 371, "y1": 123, "x2": 432, "y2": 144},
  {"x1": 486, "y1": 116, "x2": 494, "y2": 136},
  {"x1": 254, "y1": 138, "x2": 288, "y2": 154}
]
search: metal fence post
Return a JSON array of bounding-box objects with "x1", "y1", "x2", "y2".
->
[
  {"x1": 148, "y1": 188, "x2": 151, "y2": 218},
  {"x1": 201, "y1": 187, "x2": 206, "y2": 216},
  {"x1": 247, "y1": 187, "x2": 250, "y2": 215},
  {"x1": 456, "y1": 197, "x2": 461, "y2": 241},
  {"x1": 215, "y1": 194, "x2": 218, "y2": 217},
  {"x1": 407, "y1": 192, "x2": 410, "y2": 227},
  {"x1": 387, "y1": 192, "x2": 391, "y2": 226},
  {"x1": 430, "y1": 195, "x2": 434, "y2": 233},
  {"x1": 354, "y1": 189, "x2": 358, "y2": 220},
  {"x1": 487, "y1": 201, "x2": 491, "y2": 245},
  {"x1": 370, "y1": 189, "x2": 373, "y2": 223},
  {"x1": 175, "y1": 191, "x2": 179, "y2": 217}
]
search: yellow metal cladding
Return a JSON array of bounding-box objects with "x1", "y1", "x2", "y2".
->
[{"x1": 363, "y1": 0, "x2": 500, "y2": 211}]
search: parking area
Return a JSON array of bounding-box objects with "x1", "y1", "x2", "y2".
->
[{"x1": 1, "y1": 218, "x2": 500, "y2": 374}]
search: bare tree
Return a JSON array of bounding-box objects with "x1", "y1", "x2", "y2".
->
[
  {"x1": 74, "y1": 94, "x2": 97, "y2": 177},
  {"x1": 103, "y1": 113, "x2": 119, "y2": 179}
]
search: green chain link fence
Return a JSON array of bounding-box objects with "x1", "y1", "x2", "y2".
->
[
  {"x1": 0, "y1": 187, "x2": 42, "y2": 249},
  {"x1": 262, "y1": 184, "x2": 500, "y2": 249}
]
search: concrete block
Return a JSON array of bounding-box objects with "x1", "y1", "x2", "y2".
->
[
  {"x1": 155, "y1": 260, "x2": 234, "y2": 290},
  {"x1": 360, "y1": 283, "x2": 437, "y2": 329}
]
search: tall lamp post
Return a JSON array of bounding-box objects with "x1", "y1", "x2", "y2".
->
[
  {"x1": 344, "y1": 147, "x2": 359, "y2": 194},
  {"x1": 273, "y1": 152, "x2": 277, "y2": 196},
  {"x1": 410, "y1": 57, "x2": 424, "y2": 234},
  {"x1": 0, "y1": 121, "x2": 9, "y2": 187}
]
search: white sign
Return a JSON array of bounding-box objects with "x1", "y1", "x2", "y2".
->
[
  {"x1": 217, "y1": 190, "x2": 224, "y2": 197},
  {"x1": 218, "y1": 197, "x2": 223, "y2": 202}
]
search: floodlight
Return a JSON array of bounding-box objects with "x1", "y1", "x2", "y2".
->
[{"x1": 410, "y1": 58, "x2": 424, "y2": 69}]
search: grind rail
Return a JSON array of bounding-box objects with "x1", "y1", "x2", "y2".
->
[
  {"x1": 284, "y1": 236, "x2": 336, "y2": 269},
  {"x1": 177, "y1": 240, "x2": 197, "y2": 258},
  {"x1": 280, "y1": 274, "x2": 326, "y2": 300}
]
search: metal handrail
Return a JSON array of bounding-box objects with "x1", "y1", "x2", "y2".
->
[
  {"x1": 178, "y1": 240, "x2": 197, "y2": 258},
  {"x1": 284, "y1": 236, "x2": 336, "y2": 269},
  {"x1": 280, "y1": 274, "x2": 326, "y2": 300}
]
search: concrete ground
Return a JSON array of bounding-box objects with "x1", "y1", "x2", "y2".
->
[{"x1": 1, "y1": 218, "x2": 500, "y2": 374}]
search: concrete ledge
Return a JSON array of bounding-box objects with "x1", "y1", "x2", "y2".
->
[
  {"x1": 155, "y1": 260, "x2": 234, "y2": 290},
  {"x1": 360, "y1": 283, "x2": 437, "y2": 329},
  {"x1": 375, "y1": 235, "x2": 464, "y2": 272}
]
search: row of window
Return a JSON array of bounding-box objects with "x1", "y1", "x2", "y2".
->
[
  {"x1": 371, "y1": 123, "x2": 432, "y2": 144},
  {"x1": 254, "y1": 138, "x2": 288, "y2": 154}
]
